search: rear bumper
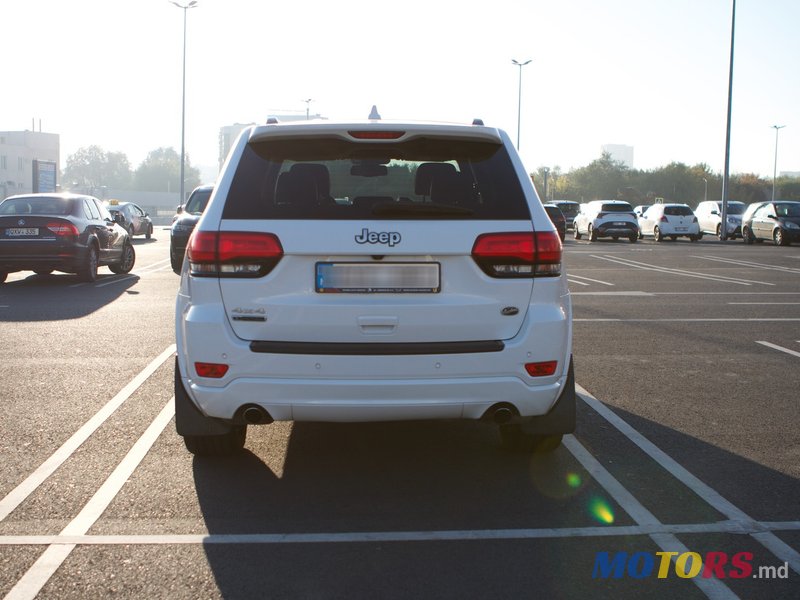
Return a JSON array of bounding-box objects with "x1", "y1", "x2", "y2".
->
[
  {"x1": 176, "y1": 291, "x2": 573, "y2": 424},
  {"x1": 0, "y1": 244, "x2": 88, "y2": 273},
  {"x1": 596, "y1": 222, "x2": 638, "y2": 237}
]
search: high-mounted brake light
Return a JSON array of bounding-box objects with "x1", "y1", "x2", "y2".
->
[
  {"x1": 348, "y1": 130, "x2": 405, "y2": 140},
  {"x1": 471, "y1": 231, "x2": 561, "y2": 278},
  {"x1": 188, "y1": 231, "x2": 283, "y2": 277}
]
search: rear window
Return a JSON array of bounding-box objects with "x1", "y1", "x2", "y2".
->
[
  {"x1": 185, "y1": 188, "x2": 212, "y2": 214},
  {"x1": 222, "y1": 138, "x2": 530, "y2": 220},
  {"x1": 555, "y1": 202, "x2": 579, "y2": 216},
  {"x1": 0, "y1": 196, "x2": 73, "y2": 216},
  {"x1": 601, "y1": 203, "x2": 633, "y2": 212},
  {"x1": 664, "y1": 205, "x2": 693, "y2": 216}
]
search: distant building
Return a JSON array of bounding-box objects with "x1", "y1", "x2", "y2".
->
[
  {"x1": 601, "y1": 144, "x2": 634, "y2": 169},
  {"x1": 0, "y1": 130, "x2": 60, "y2": 199},
  {"x1": 218, "y1": 114, "x2": 325, "y2": 170}
]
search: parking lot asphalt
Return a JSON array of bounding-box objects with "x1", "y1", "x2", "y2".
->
[{"x1": 0, "y1": 232, "x2": 798, "y2": 599}]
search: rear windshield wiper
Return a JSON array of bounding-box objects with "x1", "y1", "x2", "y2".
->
[{"x1": 371, "y1": 202, "x2": 474, "y2": 218}]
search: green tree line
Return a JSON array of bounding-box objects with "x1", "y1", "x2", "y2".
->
[
  {"x1": 532, "y1": 152, "x2": 800, "y2": 206},
  {"x1": 61, "y1": 146, "x2": 201, "y2": 195}
]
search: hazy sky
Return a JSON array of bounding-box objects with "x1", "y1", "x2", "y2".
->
[{"x1": 4, "y1": 0, "x2": 798, "y2": 180}]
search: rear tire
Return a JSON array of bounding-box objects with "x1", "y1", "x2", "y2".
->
[
  {"x1": 78, "y1": 245, "x2": 99, "y2": 282},
  {"x1": 629, "y1": 234, "x2": 637, "y2": 243},
  {"x1": 184, "y1": 427, "x2": 247, "y2": 456},
  {"x1": 654, "y1": 226, "x2": 663, "y2": 242},
  {"x1": 716, "y1": 224, "x2": 723, "y2": 239},
  {"x1": 573, "y1": 226, "x2": 582, "y2": 240},
  {"x1": 170, "y1": 246, "x2": 183, "y2": 274},
  {"x1": 589, "y1": 224, "x2": 598, "y2": 242},
  {"x1": 774, "y1": 228, "x2": 789, "y2": 246},
  {"x1": 109, "y1": 242, "x2": 135, "y2": 274},
  {"x1": 145, "y1": 224, "x2": 153, "y2": 240},
  {"x1": 499, "y1": 425, "x2": 562, "y2": 453},
  {"x1": 742, "y1": 226, "x2": 754, "y2": 244}
]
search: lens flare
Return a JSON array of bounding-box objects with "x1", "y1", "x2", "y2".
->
[
  {"x1": 566, "y1": 472, "x2": 582, "y2": 488},
  {"x1": 589, "y1": 497, "x2": 615, "y2": 524}
]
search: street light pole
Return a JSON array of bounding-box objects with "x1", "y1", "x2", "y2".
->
[
  {"x1": 719, "y1": 0, "x2": 736, "y2": 241},
  {"x1": 304, "y1": 98, "x2": 313, "y2": 120},
  {"x1": 703, "y1": 177, "x2": 708, "y2": 203},
  {"x1": 771, "y1": 125, "x2": 785, "y2": 202},
  {"x1": 171, "y1": 0, "x2": 198, "y2": 206},
  {"x1": 511, "y1": 59, "x2": 531, "y2": 150}
]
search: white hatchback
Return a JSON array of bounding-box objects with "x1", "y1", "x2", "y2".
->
[
  {"x1": 638, "y1": 203, "x2": 701, "y2": 241},
  {"x1": 175, "y1": 116, "x2": 574, "y2": 455}
]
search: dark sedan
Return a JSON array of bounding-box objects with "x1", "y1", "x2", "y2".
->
[
  {"x1": 170, "y1": 184, "x2": 212, "y2": 273},
  {"x1": 104, "y1": 200, "x2": 154, "y2": 239},
  {"x1": 742, "y1": 200, "x2": 800, "y2": 246},
  {"x1": 0, "y1": 193, "x2": 135, "y2": 283},
  {"x1": 543, "y1": 203, "x2": 567, "y2": 241}
]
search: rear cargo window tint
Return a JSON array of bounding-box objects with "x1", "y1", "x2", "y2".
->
[
  {"x1": 664, "y1": 205, "x2": 693, "y2": 216},
  {"x1": 222, "y1": 138, "x2": 530, "y2": 220},
  {"x1": 601, "y1": 203, "x2": 633, "y2": 212}
]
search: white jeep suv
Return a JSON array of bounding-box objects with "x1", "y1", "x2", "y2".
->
[{"x1": 175, "y1": 116, "x2": 574, "y2": 455}]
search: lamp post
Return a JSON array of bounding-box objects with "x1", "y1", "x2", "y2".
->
[
  {"x1": 170, "y1": 0, "x2": 198, "y2": 206},
  {"x1": 719, "y1": 0, "x2": 736, "y2": 241},
  {"x1": 304, "y1": 98, "x2": 313, "y2": 120},
  {"x1": 771, "y1": 125, "x2": 785, "y2": 202},
  {"x1": 702, "y1": 177, "x2": 708, "y2": 203},
  {"x1": 511, "y1": 59, "x2": 531, "y2": 150}
]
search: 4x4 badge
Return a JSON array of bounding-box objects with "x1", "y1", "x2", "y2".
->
[{"x1": 355, "y1": 228, "x2": 401, "y2": 247}]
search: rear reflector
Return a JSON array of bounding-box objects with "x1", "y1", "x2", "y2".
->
[
  {"x1": 524, "y1": 361, "x2": 558, "y2": 377},
  {"x1": 471, "y1": 231, "x2": 561, "y2": 278},
  {"x1": 188, "y1": 231, "x2": 283, "y2": 277},
  {"x1": 195, "y1": 362, "x2": 229, "y2": 378}
]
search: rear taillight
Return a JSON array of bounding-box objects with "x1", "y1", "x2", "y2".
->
[
  {"x1": 46, "y1": 222, "x2": 79, "y2": 236},
  {"x1": 471, "y1": 231, "x2": 561, "y2": 278},
  {"x1": 525, "y1": 361, "x2": 558, "y2": 377},
  {"x1": 188, "y1": 231, "x2": 283, "y2": 277}
]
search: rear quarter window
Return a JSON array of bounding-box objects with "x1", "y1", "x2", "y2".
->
[
  {"x1": 664, "y1": 206, "x2": 693, "y2": 216},
  {"x1": 222, "y1": 138, "x2": 531, "y2": 220}
]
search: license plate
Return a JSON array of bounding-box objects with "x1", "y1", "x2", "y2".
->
[
  {"x1": 5, "y1": 228, "x2": 38, "y2": 236},
  {"x1": 316, "y1": 262, "x2": 440, "y2": 293},
  {"x1": 675, "y1": 227, "x2": 687, "y2": 232},
  {"x1": 613, "y1": 222, "x2": 627, "y2": 227}
]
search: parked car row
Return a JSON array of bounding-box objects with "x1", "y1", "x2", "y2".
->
[{"x1": 547, "y1": 198, "x2": 800, "y2": 246}]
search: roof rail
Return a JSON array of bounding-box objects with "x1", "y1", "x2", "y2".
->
[
  {"x1": 472, "y1": 118, "x2": 484, "y2": 126},
  {"x1": 266, "y1": 116, "x2": 279, "y2": 125}
]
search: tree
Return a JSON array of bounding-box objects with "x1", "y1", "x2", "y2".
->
[
  {"x1": 63, "y1": 145, "x2": 132, "y2": 191},
  {"x1": 133, "y1": 147, "x2": 200, "y2": 196},
  {"x1": 566, "y1": 152, "x2": 630, "y2": 200}
]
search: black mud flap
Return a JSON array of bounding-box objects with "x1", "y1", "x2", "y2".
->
[
  {"x1": 520, "y1": 356, "x2": 576, "y2": 435},
  {"x1": 174, "y1": 357, "x2": 236, "y2": 436}
]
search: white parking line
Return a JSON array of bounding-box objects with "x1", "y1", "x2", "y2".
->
[
  {"x1": 693, "y1": 255, "x2": 800, "y2": 275},
  {"x1": 568, "y1": 278, "x2": 591, "y2": 286},
  {"x1": 568, "y1": 274, "x2": 616, "y2": 286},
  {"x1": 563, "y1": 436, "x2": 737, "y2": 599},
  {"x1": 0, "y1": 345, "x2": 175, "y2": 523},
  {"x1": 728, "y1": 302, "x2": 800, "y2": 305},
  {"x1": 591, "y1": 254, "x2": 775, "y2": 286},
  {"x1": 756, "y1": 341, "x2": 800, "y2": 359},
  {"x1": 5, "y1": 399, "x2": 175, "y2": 600},
  {"x1": 577, "y1": 384, "x2": 800, "y2": 576}
]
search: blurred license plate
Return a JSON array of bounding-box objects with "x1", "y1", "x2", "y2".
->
[
  {"x1": 6, "y1": 228, "x2": 38, "y2": 236},
  {"x1": 675, "y1": 227, "x2": 687, "y2": 232},
  {"x1": 613, "y1": 222, "x2": 627, "y2": 226},
  {"x1": 316, "y1": 262, "x2": 440, "y2": 293}
]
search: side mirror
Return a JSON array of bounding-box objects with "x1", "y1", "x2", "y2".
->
[
  {"x1": 710, "y1": 210, "x2": 719, "y2": 215},
  {"x1": 176, "y1": 205, "x2": 184, "y2": 214},
  {"x1": 114, "y1": 213, "x2": 124, "y2": 225}
]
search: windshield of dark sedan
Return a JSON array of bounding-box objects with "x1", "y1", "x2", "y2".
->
[
  {"x1": 185, "y1": 189, "x2": 212, "y2": 215},
  {"x1": 776, "y1": 202, "x2": 800, "y2": 218},
  {"x1": 0, "y1": 196, "x2": 72, "y2": 215}
]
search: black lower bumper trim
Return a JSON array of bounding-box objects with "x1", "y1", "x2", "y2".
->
[{"x1": 249, "y1": 340, "x2": 505, "y2": 355}]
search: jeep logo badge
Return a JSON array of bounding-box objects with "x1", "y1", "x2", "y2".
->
[{"x1": 355, "y1": 228, "x2": 401, "y2": 247}]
